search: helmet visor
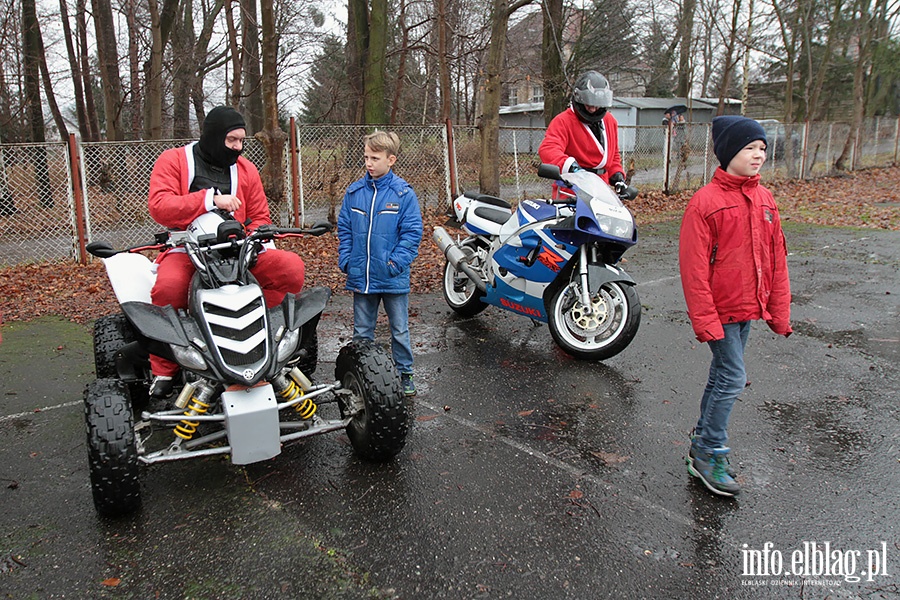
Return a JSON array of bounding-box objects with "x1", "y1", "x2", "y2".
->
[{"x1": 574, "y1": 86, "x2": 612, "y2": 108}]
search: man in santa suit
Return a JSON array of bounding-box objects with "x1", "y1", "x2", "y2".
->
[
  {"x1": 146, "y1": 106, "x2": 305, "y2": 398},
  {"x1": 539, "y1": 70, "x2": 627, "y2": 197}
]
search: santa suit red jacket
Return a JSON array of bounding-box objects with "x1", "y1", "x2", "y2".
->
[
  {"x1": 539, "y1": 106, "x2": 624, "y2": 183},
  {"x1": 678, "y1": 168, "x2": 792, "y2": 343},
  {"x1": 148, "y1": 143, "x2": 271, "y2": 230}
]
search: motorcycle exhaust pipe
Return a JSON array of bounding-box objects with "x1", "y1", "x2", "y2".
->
[{"x1": 432, "y1": 227, "x2": 487, "y2": 292}]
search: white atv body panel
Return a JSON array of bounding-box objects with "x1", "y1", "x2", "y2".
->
[{"x1": 102, "y1": 252, "x2": 156, "y2": 304}]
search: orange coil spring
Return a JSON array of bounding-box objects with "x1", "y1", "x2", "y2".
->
[
  {"x1": 174, "y1": 397, "x2": 211, "y2": 440},
  {"x1": 277, "y1": 378, "x2": 317, "y2": 420}
]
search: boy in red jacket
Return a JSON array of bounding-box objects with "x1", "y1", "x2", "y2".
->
[{"x1": 679, "y1": 116, "x2": 792, "y2": 497}]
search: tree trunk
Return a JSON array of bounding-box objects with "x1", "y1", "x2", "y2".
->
[
  {"x1": 21, "y1": 0, "x2": 53, "y2": 207},
  {"x1": 144, "y1": 0, "x2": 163, "y2": 139},
  {"x1": 347, "y1": 0, "x2": 368, "y2": 124},
  {"x1": 240, "y1": 0, "x2": 263, "y2": 134},
  {"x1": 541, "y1": 0, "x2": 566, "y2": 126},
  {"x1": 256, "y1": 0, "x2": 287, "y2": 217},
  {"x1": 675, "y1": 0, "x2": 696, "y2": 97},
  {"x1": 92, "y1": 0, "x2": 124, "y2": 140},
  {"x1": 389, "y1": 0, "x2": 409, "y2": 125},
  {"x1": 125, "y1": 0, "x2": 142, "y2": 138},
  {"x1": 715, "y1": 0, "x2": 741, "y2": 115},
  {"x1": 437, "y1": 0, "x2": 452, "y2": 122},
  {"x1": 172, "y1": 0, "x2": 194, "y2": 138},
  {"x1": 59, "y1": 0, "x2": 90, "y2": 139},
  {"x1": 76, "y1": 0, "x2": 99, "y2": 140},
  {"x1": 225, "y1": 0, "x2": 242, "y2": 107},
  {"x1": 364, "y1": 0, "x2": 388, "y2": 124},
  {"x1": 479, "y1": 0, "x2": 532, "y2": 195}
]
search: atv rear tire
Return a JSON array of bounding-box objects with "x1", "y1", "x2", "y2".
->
[
  {"x1": 84, "y1": 378, "x2": 141, "y2": 517},
  {"x1": 93, "y1": 314, "x2": 136, "y2": 379},
  {"x1": 335, "y1": 341, "x2": 408, "y2": 461}
]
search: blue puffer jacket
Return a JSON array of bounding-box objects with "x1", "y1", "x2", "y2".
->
[{"x1": 337, "y1": 170, "x2": 423, "y2": 294}]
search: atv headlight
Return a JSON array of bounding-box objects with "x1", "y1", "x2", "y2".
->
[
  {"x1": 171, "y1": 344, "x2": 207, "y2": 370},
  {"x1": 596, "y1": 216, "x2": 634, "y2": 240},
  {"x1": 276, "y1": 328, "x2": 301, "y2": 363}
]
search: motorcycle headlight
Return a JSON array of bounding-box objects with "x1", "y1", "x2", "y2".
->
[
  {"x1": 276, "y1": 328, "x2": 301, "y2": 363},
  {"x1": 596, "y1": 216, "x2": 634, "y2": 240},
  {"x1": 171, "y1": 344, "x2": 207, "y2": 370}
]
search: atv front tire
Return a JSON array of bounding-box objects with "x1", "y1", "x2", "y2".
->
[
  {"x1": 84, "y1": 378, "x2": 141, "y2": 517},
  {"x1": 335, "y1": 341, "x2": 408, "y2": 461}
]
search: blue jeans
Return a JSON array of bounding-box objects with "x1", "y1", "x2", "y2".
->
[
  {"x1": 694, "y1": 321, "x2": 751, "y2": 453},
  {"x1": 352, "y1": 292, "x2": 413, "y2": 375}
]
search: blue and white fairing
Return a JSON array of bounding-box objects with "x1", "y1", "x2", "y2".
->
[{"x1": 551, "y1": 170, "x2": 637, "y2": 247}]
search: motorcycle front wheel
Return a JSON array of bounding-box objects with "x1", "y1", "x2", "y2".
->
[
  {"x1": 548, "y1": 280, "x2": 641, "y2": 361},
  {"x1": 441, "y1": 240, "x2": 488, "y2": 317},
  {"x1": 335, "y1": 341, "x2": 409, "y2": 461}
]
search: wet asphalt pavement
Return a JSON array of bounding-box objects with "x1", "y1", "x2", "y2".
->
[{"x1": 1, "y1": 222, "x2": 898, "y2": 599}]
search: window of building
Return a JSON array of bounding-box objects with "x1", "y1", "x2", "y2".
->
[
  {"x1": 532, "y1": 85, "x2": 544, "y2": 103},
  {"x1": 508, "y1": 88, "x2": 519, "y2": 105}
]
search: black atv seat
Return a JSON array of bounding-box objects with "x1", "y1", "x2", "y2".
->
[{"x1": 463, "y1": 190, "x2": 511, "y2": 210}]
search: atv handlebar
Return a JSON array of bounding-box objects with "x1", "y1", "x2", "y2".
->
[{"x1": 87, "y1": 219, "x2": 334, "y2": 258}]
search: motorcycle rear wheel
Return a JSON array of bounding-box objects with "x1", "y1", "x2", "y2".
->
[
  {"x1": 441, "y1": 241, "x2": 488, "y2": 317},
  {"x1": 335, "y1": 341, "x2": 409, "y2": 461},
  {"x1": 84, "y1": 378, "x2": 141, "y2": 517},
  {"x1": 548, "y1": 281, "x2": 641, "y2": 360}
]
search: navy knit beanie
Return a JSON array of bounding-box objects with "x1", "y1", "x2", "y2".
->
[
  {"x1": 712, "y1": 116, "x2": 767, "y2": 170},
  {"x1": 198, "y1": 106, "x2": 246, "y2": 168}
]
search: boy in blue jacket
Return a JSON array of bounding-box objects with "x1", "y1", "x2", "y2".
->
[{"x1": 338, "y1": 131, "x2": 423, "y2": 396}]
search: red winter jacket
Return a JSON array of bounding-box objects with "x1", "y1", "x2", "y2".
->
[
  {"x1": 148, "y1": 143, "x2": 271, "y2": 231},
  {"x1": 539, "y1": 106, "x2": 624, "y2": 183},
  {"x1": 678, "y1": 168, "x2": 792, "y2": 342}
]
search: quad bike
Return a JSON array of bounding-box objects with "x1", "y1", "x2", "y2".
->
[{"x1": 84, "y1": 211, "x2": 409, "y2": 517}]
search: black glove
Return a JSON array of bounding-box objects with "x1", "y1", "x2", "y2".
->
[
  {"x1": 608, "y1": 172, "x2": 625, "y2": 185},
  {"x1": 567, "y1": 162, "x2": 582, "y2": 173}
]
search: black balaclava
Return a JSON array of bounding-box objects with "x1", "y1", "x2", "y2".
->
[{"x1": 197, "y1": 106, "x2": 246, "y2": 168}]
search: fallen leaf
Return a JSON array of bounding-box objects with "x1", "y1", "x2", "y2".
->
[{"x1": 101, "y1": 578, "x2": 121, "y2": 587}]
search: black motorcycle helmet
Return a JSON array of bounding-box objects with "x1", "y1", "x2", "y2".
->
[{"x1": 572, "y1": 70, "x2": 613, "y2": 123}]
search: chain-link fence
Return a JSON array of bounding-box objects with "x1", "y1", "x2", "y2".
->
[{"x1": 1, "y1": 117, "x2": 897, "y2": 267}]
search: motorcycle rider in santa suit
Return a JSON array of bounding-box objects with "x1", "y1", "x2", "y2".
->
[
  {"x1": 539, "y1": 70, "x2": 628, "y2": 197},
  {"x1": 146, "y1": 106, "x2": 306, "y2": 398}
]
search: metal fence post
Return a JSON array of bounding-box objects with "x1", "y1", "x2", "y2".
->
[
  {"x1": 445, "y1": 119, "x2": 458, "y2": 202},
  {"x1": 67, "y1": 134, "x2": 88, "y2": 264},
  {"x1": 289, "y1": 117, "x2": 301, "y2": 226},
  {"x1": 894, "y1": 116, "x2": 899, "y2": 165}
]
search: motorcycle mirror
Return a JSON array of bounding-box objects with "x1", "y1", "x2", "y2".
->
[
  {"x1": 537, "y1": 163, "x2": 562, "y2": 180},
  {"x1": 620, "y1": 186, "x2": 639, "y2": 201},
  {"x1": 86, "y1": 241, "x2": 118, "y2": 258}
]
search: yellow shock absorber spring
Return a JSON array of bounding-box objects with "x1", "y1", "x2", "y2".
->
[
  {"x1": 174, "y1": 397, "x2": 212, "y2": 440},
  {"x1": 276, "y1": 375, "x2": 317, "y2": 420}
]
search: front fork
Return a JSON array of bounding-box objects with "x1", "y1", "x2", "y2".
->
[{"x1": 577, "y1": 245, "x2": 593, "y2": 315}]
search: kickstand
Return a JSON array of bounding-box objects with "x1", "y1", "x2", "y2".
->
[{"x1": 529, "y1": 319, "x2": 543, "y2": 327}]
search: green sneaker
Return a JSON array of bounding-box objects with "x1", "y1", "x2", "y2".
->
[
  {"x1": 401, "y1": 373, "x2": 417, "y2": 397},
  {"x1": 688, "y1": 431, "x2": 736, "y2": 477},
  {"x1": 688, "y1": 447, "x2": 741, "y2": 497}
]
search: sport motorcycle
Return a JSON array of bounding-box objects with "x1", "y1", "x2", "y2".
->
[{"x1": 433, "y1": 164, "x2": 641, "y2": 360}]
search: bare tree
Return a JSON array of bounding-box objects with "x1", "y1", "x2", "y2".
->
[
  {"x1": 92, "y1": 0, "x2": 125, "y2": 140},
  {"x1": 240, "y1": 0, "x2": 264, "y2": 133},
  {"x1": 479, "y1": 0, "x2": 533, "y2": 195},
  {"x1": 256, "y1": 0, "x2": 287, "y2": 208},
  {"x1": 76, "y1": 0, "x2": 100, "y2": 140},
  {"x1": 59, "y1": 0, "x2": 90, "y2": 139},
  {"x1": 541, "y1": 0, "x2": 567, "y2": 125}
]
